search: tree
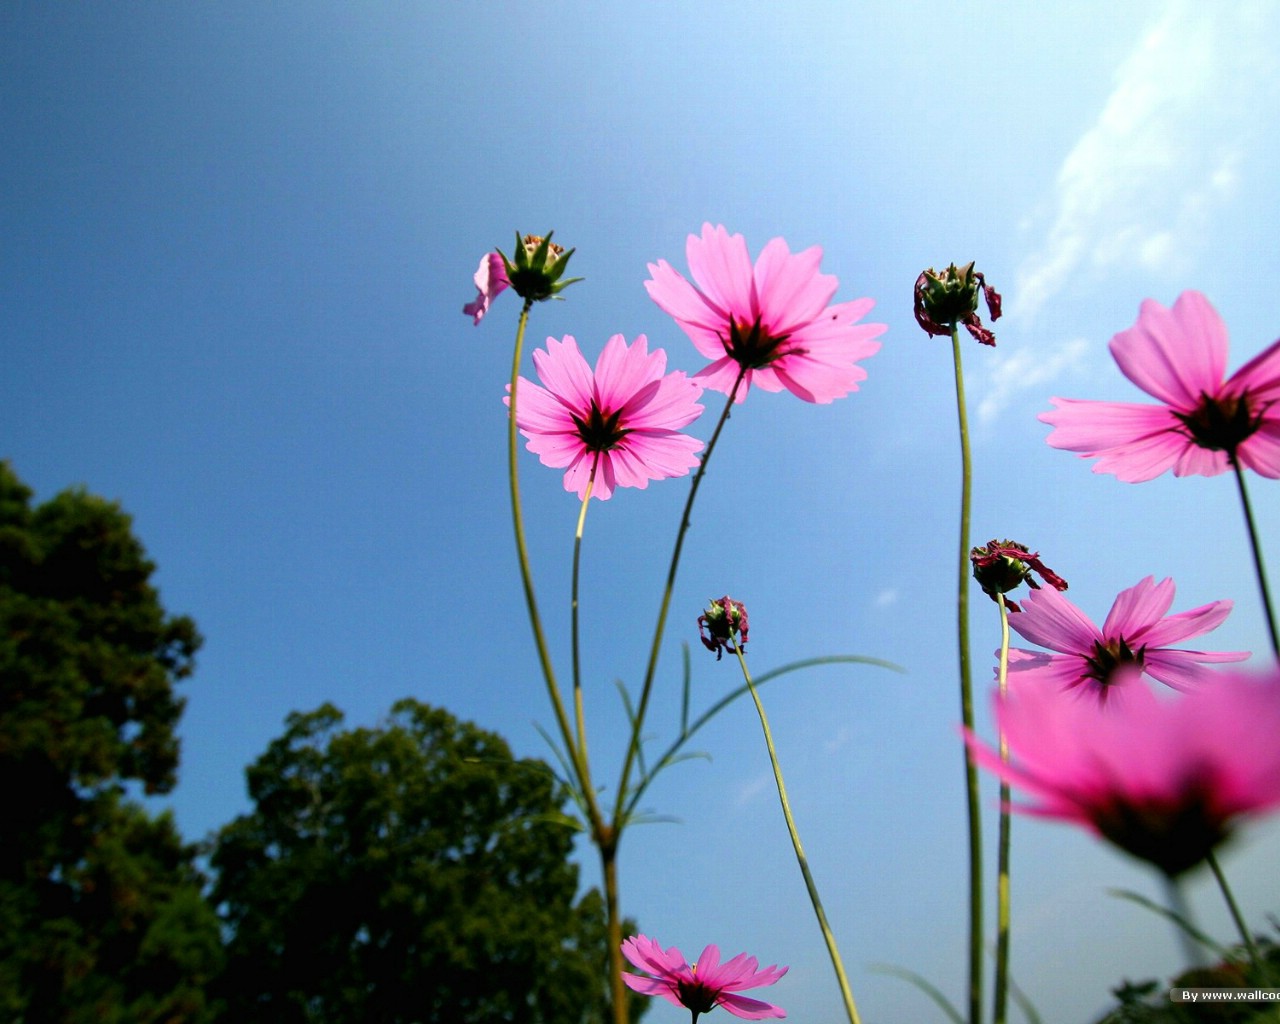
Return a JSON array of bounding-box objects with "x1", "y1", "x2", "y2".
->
[
  {"x1": 0, "y1": 460, "x2": 222, "y2": 1021},
  {"x1": 208, "y1": 699, "x2": 638, "y2": 1024}
]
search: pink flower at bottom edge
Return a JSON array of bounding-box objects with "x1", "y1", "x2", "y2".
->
[
  {"x1": 645, "y1": 223, "x2": 885, "y2": 404},
  {"x1": 1005, "y1": 576, "x2": 1249, "y2": 700},
  {"x1": 621, "y1": 934, "x2": 788, "y2": 1021},
  {"x1": 462, "y1": 252, "x2": 510, "y2": 324},
  {"x1": 965, "y1": 666, "x2": 1280, "y2": 877},
  {"x1": 506, "y1": 334, "x2": 704, "y2": 501},
  {"x1": 1040, "y1": 290, "x2": 1280, "y2": 481}
]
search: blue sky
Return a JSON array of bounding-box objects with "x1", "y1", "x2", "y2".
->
[{"x1": 4, "y1": 2, "x2": 1279, "y2": 1020}]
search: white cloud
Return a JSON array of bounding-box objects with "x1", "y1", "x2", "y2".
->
[
  {"x1": 1010, "y1": 1, "x2": 1277, "y2": 322},
  {"x1": 977, "y1": 337, "x2": 1090, "y2": 424},
  {"x1": 873, "y1": 588, "x2": 899, "y2": 609}
]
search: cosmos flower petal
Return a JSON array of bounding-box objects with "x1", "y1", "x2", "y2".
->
[
  {"x1": 1143, "y1": 649, "x2": 1250, "y2": 690},
  {"x1": 621, "y1": 935, "x2": 786, "y2": 1020},
  {"x1": 1237, "y1": 419, "x2": 1280, "y2": 478},
  {"x1": 462, "y1": 252, "x2": 510, "y2": 324},
  {"x1": 1008, "y1": 586, "x2": 1100, "y2": 654},
  {"x1": 752, "y1": 238, "x2": 837, "y2": 330},
  {"x1": 717, "y1": 992, "x2": 789, "y2": 1020},
  {"x1": 1109, "y1": 292, "x2": 1227, "y2": 408},
  {"x1": 1134, "y1": 598, "x2": 1235, "y2": 647},
  {"x1": 686, "y1": 224, "x2": 756, "y2": 316},
  {"x1": 1230, "y1": 336, "x2": 1280, "y2": 402},
  {"x1": 1101, "y1": 576, "x2": 1174, "y2": 637}
]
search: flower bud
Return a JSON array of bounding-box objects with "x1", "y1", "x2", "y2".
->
[
  {"x1": 498, "y1": 232, "x2": 583, "y2": 304},
  {"x1": 970, "y1": 539, "x2": 1067, "y2": 612},
  {"x1": 698, "y1": 596, "x2": 749, "y2": 660},
  {"x1": 914, "y1": 262, "x2": 1002, "y2": 346}
]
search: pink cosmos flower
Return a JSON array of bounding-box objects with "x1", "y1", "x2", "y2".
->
[
  {"x1": 462, "y1": 252, "x2": 510, "y2": 324},
  {"x1": 966, "y1": 667, "x2": 1280, "y2": 876},
  {"x1": 507, "y1": 334, "x2": 704, "y2": 501},
  {"x1": 621, "y1": 934, "x2": 788, "y2": 1021},
  {"x1": 1006, "y1": 576, "x2": 1248, "y2": 699},
  {"x1": 645, "y1": 224, "x2": 885, "y2": 404},
  {"x1": 1041, "y1": 290, "x2": 1280, "y2": 481}
]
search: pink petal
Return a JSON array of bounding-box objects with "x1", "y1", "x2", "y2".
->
[
  {"x1": 1132, "y1": 596, "x2": 1232, "y2": 647},
  {"x1": 717, "y1": 992, "x2": 787, "y2": 1020},
  {"x1": 752, "y1": 238, "x2": 837, "y2": 333},
  {"x1": 1101, "y1": 576, "x2": 1174, "y2": 637},
  {"x1": 686, "y1": 224, "x2": 756, "y2": 321},
  {"x1": 1229, "y1": 336, "x2": 1280, "y2": 402},
  {"x1": 1108, "y1": 292, "x2": 1226, "y2": 409},
  {"x1": 1040, "y1": 399, "x2": 1192, "y2": 482},
  {"x1": 1007, "y1": 586, "x2": 1100, "y2": 654}
]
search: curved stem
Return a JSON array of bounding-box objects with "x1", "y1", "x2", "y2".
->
[
  {"x1": 993, "y1": 594, "x2": 1012, "y2": 1024},
  {"x1": 572, "y1": 467, "x2": 597, "y2": 778},
  {"x1": 1232, "y1": 461, "x2": 1279, "y2": 656},
  {"x1": 506, "y1": 302, "x2": 605, "y2": 827},
  {"x1": 951, "y1": 328, "x2": 983, "y2": 1024},
  {"x1": 612, "y1": 369, "x2": 748, "y2": 826},
  {"x1": 733, "y1": 640, "x2": 862, "y2": 1024},
  {"x1": 1206, "y1": 849, "x2": 1266, "y2": 979}
]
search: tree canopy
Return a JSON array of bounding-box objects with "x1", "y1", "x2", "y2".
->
[
  {"x1": 0, "y1": 460, "x2": 220, "y2": 1021},
  {"x1": 209, "y1": 698, "x2": 633, "y2": 1024}
]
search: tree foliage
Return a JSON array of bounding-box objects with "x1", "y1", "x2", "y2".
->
[
  {"x1": 209, "y1": 699, "x2": 636, "y2": 1024},
  {"x1": 0, "y1": 460, "x2": 221, "y2": 1021}
]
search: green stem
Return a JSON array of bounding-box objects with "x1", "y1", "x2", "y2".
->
[
  {"x1": 1232, "y1": 461, "x2": 1279, "y2": 657},
  {"x1": 612, "y1": 369, "x2": 748, "y2": 827},
  {"x1": 601, "y1": 841, "x2": 628, "y2": 1024},
  {"x1": 733, "y1": 640, "x2": 862, "y2": 1024},
  {"x1": 950, "y1": 327, "x2": 983, "y2": 1024},
  {"x1": 1206, "y1": 849, "x2": 1266, "y2": 980},
  {"x1": 571, "y1": 468, "x2": 597, "y2": 780},
  {"x1": 1163, "y1": 874, "x2": 1204, "y2": 970},
  {"x1": 993, "y1": 594, "x2": 1012, "y2": 1024}
]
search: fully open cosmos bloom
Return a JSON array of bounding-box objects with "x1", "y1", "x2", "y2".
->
[
  {"x1": 507, "y1": 334, "x2": 704, "y2": 501},
  {"x1": 1041, "y1": 290, "x2": 1280, "y2": 481},
  {"x1": 645, "y1": 223, "x2": 885, "y2": 404},
  {"x1": 1005, "y1": 576, "x2": 1248, "y2": 699},
  {"x1": 966, "y1": 667, "x2": 1280, "y2": 877},
  {"x1": 621, "y1": 934, "x2": 788, "y2": 1021}
]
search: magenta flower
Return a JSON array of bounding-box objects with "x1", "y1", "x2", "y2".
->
[
  {"x1": 698, "y1": 596, "x2": 749, "y2": 660},
  {"x1": 621, "y1": 934, "x2": 788, "y2": 1022},
  {"x1": 645, "y1": 223, "x2": 885, "y2": 404},
  {"x1": 1041, "y1": 290, "x2": 1280, "y2": 481},
  {"x1": 966, "y1": 667, "x2": 1280, "y2": 876},
  {"x1": 462, "y1": 252, "x2": 510, "y2": 324},
  {"x1": 1005, "y1": 576, "x2": 1248, "y2": 700},
  {"x1": 970, "y1": 538, "x2": 1068, "y2": 613},
  {"x1": 507, "y1": 334, "x2": 704, "y2": 501}
]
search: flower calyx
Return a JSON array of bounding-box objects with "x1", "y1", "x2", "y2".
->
[
  {"x1": 497, "y1": 231, "x2": 582, "y2": 304},
  {"x1": 914, "y1": 261, "x2": 1002, "y2": 346}
]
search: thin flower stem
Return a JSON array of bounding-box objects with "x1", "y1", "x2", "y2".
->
[
  {"x1": 571, "y1": 469, "x2": 597, "y2": 777},
  {"x1": 1206, "y1": 849, "x2": 1266, "y2": 979},
  {"x1": 505, "y1": 304, "x2": 621, "y2": 1024},
  {"x1": 993, "y1": 593, "x2": 1012, "y2": 1024},
  {"x1": 950, "y1": 327, "x2": 983, "y2": 1024},
  {"x1": 1232, "y1": 461, "x2": 1279, "y2": 656},
  {"x1": 1163, "y1": 875, "x2": 1204, "y2": 970},
  {"x1": 612, "y1": 368, "x2": 748, "y2": 827},
  {"x1": 732, "y1": 640, "x2": 862, "y2": 1024}
]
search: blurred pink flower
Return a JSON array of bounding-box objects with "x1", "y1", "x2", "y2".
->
[
  {"x1": 621, "y1": 934, "x2": 788, "y2": 1021},
  {"x1": 966, "y1": 667, "x2": 1280, "y2": 876},
  {"x1": 462, "y1": 252, "x2": 510, "y2": 324},
  {"x1": 506, "y1": 334, "x2": 704, "y2": 501},
  {"x1": 1041, "y1": 290, "x2": 1280, "y2": 481},
  {"x1": 1006, "y1": 576, "x2": 1248, "y2": 699},
  {"x1": 645, "y1": 223, "x2": 885, "y2": 404}
]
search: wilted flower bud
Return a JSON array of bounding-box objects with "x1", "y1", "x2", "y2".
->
[
  {"x1": 970, "y1": 539, "x2": 1067, "y2": 612},
  {"x1": 698, "y1": 596, "x2": 749, "y2": 660},
  {"x1": 914, "y1": 262, "x2": 1002, "y2": 346}
]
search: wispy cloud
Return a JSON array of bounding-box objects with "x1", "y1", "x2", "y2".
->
[
  {"x1": 977, "y1": 337, "x2": 1090, "y2": 424},
  {"x1": 873, "y1": 588, "x2": 899, "y2": 609},
  {"x1": 1010, "y1": 1, "x2": 1277, "y2": 323}
]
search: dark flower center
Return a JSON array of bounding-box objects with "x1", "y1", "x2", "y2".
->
[
  {"x1": 1091, "y1": 776, "x2": 1229, "y2": 877},
  {"x1": 1084, "y1": 636, "x2": 1144, "y2": 687},
  {"x1": 676, "y1": 976, "x2": 717, "y2": 1016},
  {"x1": 722, "y1": 317, "x2": 800, "y2": 369},
  {"x1": 571, "y1": 400, "x2": 628, "y2": 451},
  {"x1": 1173, "y1": 390, "x2": 1265, "y2": 455}
]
